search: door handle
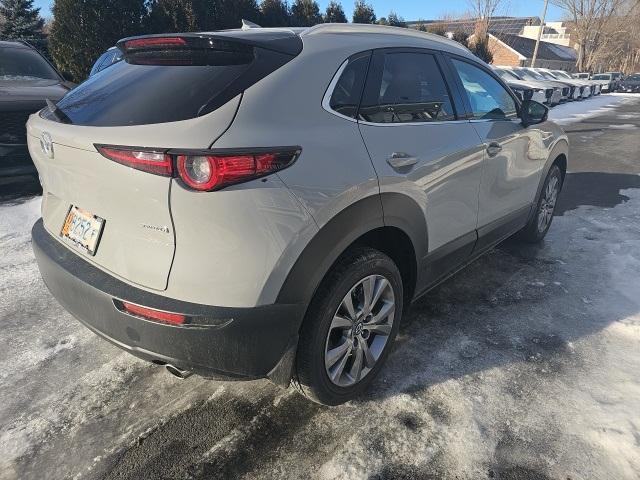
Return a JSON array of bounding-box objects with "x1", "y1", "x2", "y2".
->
[
  {"x1": 486, "y1": 142, "x2": 502, "y2": 157},
  {"x1": 387, "y1": 152, "x2": 418, "y2": 168}
]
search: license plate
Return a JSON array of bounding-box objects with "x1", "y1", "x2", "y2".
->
[{"x1": 60, "y1": 206, "x2": 105, "y2": 256}]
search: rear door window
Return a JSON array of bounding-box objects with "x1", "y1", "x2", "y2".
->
[
  {"x1": 359, "y1": 51, "x2": 455, "y2": 124},
  {"x1": 49, "y1": 38, "x2": 297, "y2": 126}
]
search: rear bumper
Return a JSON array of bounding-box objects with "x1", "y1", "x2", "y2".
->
[
  {"x1": 0, "y1": 143, "x2": 36, "y2": 177},
  {"x1": 31, "y1": 219, "x2": 304, "y2": 381}
]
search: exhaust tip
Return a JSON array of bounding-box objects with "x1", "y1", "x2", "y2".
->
[{"x1": 165, "y1": 364, "x2": 193, "y2": 379}]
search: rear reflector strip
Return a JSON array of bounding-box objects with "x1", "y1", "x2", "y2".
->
[{"x1": 121, "y1": 302, "x2": 186, "y2": 325}]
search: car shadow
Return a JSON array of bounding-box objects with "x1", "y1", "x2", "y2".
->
[
  {"x1": 0, "y1": 176, "x2": 42, "y2": 204},
  {"x1": 555, "y1": 171, "x2": 640, "y2": 214}
]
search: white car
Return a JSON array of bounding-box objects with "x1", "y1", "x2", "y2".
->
[
  {"x1": 495, "y1": 66, "x2": 562, "y2": 105},
  {"x1": 493, "y1": 67, "x2": 548, "y2": 104},
  {"x1": 28, "y1": 25, "x2": 569, "y2": 405}
]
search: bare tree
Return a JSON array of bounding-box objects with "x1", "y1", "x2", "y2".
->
[
  {"x1": 551, "y1": 0, "x2": 639, "y2": 71},
  {"x1": 466, "y1": 0, "x2": 504, "y2": 63},
  {"x1": 467, "y1": 0, "x2": 504, "y2": 36}
]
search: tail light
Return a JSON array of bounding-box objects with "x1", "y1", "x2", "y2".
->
[
  {"x1": 123, "y1": 37, "x2": 187, "y2": 50},
  {"x1": 96, "y1": 144, "x2": 300, "y2": 191},
  {"x1": 176, "y1": 150, "x2": 299, "y2": 191},
  {"x1": 97, "y1": 146, "x2": 173, "y2": 176}
]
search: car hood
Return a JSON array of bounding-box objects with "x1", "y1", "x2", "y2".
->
[{"x1": 0, "y1": 80, "x2": 69, "y2": 110}]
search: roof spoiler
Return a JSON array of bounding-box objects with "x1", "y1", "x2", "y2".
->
[{"x1": 117, "y1": 30, "x2": 302, "y2": 56}]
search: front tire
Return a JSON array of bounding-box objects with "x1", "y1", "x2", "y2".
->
[
  {"x1": 518, "y1": 164, "x2": 563, "y2": 243},
  {"x1": 293, "y1": 248, "x2": 403, "y2": 406}
]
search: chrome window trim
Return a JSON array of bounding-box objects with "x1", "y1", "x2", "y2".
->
[
  {"x1": 322, "y1": 56, "x2": 464, "y2": 127},
  {"x1": 322, "y1": 59, "x2": 359, "y2": 123},
  {"x1": 358, "y1": 119, "x2": 470, "y2": 127}
]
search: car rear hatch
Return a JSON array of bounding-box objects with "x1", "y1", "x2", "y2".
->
[{"x1": 27, "y1": 31, "x2": 302, "y2": 291}]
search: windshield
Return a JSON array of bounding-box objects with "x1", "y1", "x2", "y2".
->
[
  {"x1": 515, "y1": 69, "x2": 542, "y2": 81},
  {"x1": 496, "y1": 68, "x2": 521, "y2": 81},
  {"x1": 49, "y1": 41, "x2": 295, "y2": 126},
  {"x1": 537, "y1": 70, "x2": 558, "y2": 80},
  {"x1": 626, "y1": 74, "x2": 640, "y2": 81},
  {"x1": 553, "y1": 71, "x2": 572, "y2": 79},
  {"x1": 592, "y1": 74, "x2": 611, "y2": 80},
  {"x1": 0, "y1": 47, "x2": 60, "y2": 81}
]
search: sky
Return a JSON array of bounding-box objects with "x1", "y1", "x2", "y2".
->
[{"x1": 33, "y1": 0, "x2": 566, "y2": 22}]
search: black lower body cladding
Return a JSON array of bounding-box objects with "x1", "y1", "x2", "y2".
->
[{"x1": 31, "y1": 219, "x2": 304, "y2": 380}]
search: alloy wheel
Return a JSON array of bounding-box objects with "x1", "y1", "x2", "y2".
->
[
  {"x1": 324, "y1": 274, "x2": 396, "y2": 387},
  {"x1": 538, "y1": 175, "x2": 559, "y2": 233}
]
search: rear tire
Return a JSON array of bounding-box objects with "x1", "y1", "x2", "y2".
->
[
  {"x1": 293, "y1": 248, "x2": 403, "y2": 406},
  {"x1": 518, "y1": 164, "x2": 563, "y2": 243}
]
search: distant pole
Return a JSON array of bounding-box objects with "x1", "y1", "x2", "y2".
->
[{"x1": 531, "y1": 0, "x2": 549, "y2": 68}]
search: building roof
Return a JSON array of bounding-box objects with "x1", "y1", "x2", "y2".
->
[
  {"x1": 492, "y1": 33, "x2": 577, "y2": 61},
  {"x1": 407, "y1": 16, "x2": 541, "y2": 36}
]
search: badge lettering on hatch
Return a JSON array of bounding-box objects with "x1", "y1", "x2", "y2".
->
[{"x1": 141, "y1": 224, "x2": 171, "y2": 234}]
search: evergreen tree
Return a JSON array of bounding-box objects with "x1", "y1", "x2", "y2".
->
[
  {"x1": 290, "y1": 0, "x2": 321, "y2": 27},
  {"x1": 451, "y1": 30, "x2": 469, "y2": 47},
  {"x1": 214, "y1": 0, "x2": 261, "y2": 30},
  {"x1": 352, "y1": 0, "x2": 375, "y2": 24},
  {"x1": 146, "y1": 0, "x2": 207, "y2": 33},
  {"x1": 260, "y1": 0, "x2": 290, "y2": 26},
  {"x1": 471, "y1": 36, "x2": 493, "y2": 63},
  {"x1": 0, "y1": 0, "x2": 44, "y2": 40},
  {"x1": 324, "y1": 1, "x2": 346, "y2": 23},
  {"x1": 49, "y1": 0, "x2": 146, "y2": 81},
  {"x1": 386, "y1": 11, "x2": 405, "y2": 27}
]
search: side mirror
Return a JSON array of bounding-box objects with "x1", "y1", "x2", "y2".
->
[{"x1": 521, "y1": 99, "x2": 548, "y2": 127}]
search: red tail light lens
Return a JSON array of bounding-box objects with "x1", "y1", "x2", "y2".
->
[
  {"x1": 97, "y1": 146, "x2": 173, "y2": 176},
  {"x1": 176, "y1": 150, "x2": 299, "y2": 191},
  {"x1": 96, "y1": 144, "x2": 299, "y2": 190},
  {"x1": 121, "y1": 302, "x2": 186, "y2": 325}
]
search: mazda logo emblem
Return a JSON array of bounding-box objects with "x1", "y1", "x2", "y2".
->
[{"x1": 40, "y1": 132, "x2": 54, "y2": 158}]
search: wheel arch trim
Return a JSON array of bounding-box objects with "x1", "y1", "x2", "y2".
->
[{"x1": 275, "y1": 193, "x2": 427, "y2": 312}]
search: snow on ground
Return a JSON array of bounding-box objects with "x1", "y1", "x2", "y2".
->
[{"x1": 549, "y1": 92, "x2": 640, "y2": 125}]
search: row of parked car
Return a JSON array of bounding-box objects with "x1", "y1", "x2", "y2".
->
[{"x1": 493, "y1": 66, "x2": 633, "y2": 107}]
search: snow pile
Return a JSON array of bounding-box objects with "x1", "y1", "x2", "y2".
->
[{"x1": 549, "y1": 93, "x2": 640, "y2": 125}]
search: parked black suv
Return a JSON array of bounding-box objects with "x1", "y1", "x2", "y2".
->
[{"x1": 0, "y1": 40, "x2": 72, "y2": 179}]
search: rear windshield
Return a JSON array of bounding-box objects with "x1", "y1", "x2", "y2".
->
[
  {"x1": 0, "y1": 47, "x2": 60, "y2": 81},
  {"x1": 48, "y1": 41, "x2": 295, "y2": 126},
  {"x1": 592, "y1": 74, "x2": 611, "y2": 80}
]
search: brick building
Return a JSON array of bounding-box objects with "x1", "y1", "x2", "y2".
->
[{"x1": 488, "y1": 33, "x2": 578, "y2": 71}]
